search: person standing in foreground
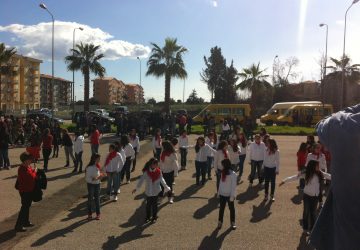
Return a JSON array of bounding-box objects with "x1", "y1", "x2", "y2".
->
[
  {"x1": 133, "y1": 158, "x2": 170, "y2": 223},
  {"x1": 194, "y1": 137, "x2": 216, "y2": 186},
  {"x1": 85, "y1": 153, "x2": 104, "y2": 220},
  {"x1": 41, "y1": 128, "x2": 53, "y2": 172},
  {"x1": 248, "y1": 134, "x2": 266, "y2": 185},
  {"x1": 73, "y1": 131, "x2": 84, "y2": 173},
  {"x1": 120, "y1": 135, "x2": 135, "y2": 184},
  {"x1": 237, "y1": 132, "x2": 247, "y2": 183},
  {"x1": 104, "y1": 144, "x2": 124, "y2": 201},
  {"x1": 309, "y1": 104, "x2": 360, "y2": 250},
  {"x1": 280, "y1": 160, "x2": 331, "y2": 236},
  {"x1": 263, "y1": 139, "x2": 280, "y2": 202},
  {"x1": 14, "y1": 152, "x2": 37, "y2": 232},
  {"x1": 129, "y1": 129, "x2": 140, "y2": 173},
  {"x1": 152, "y1": 128, "x2": 162, "y2": 161},
  {"x1": 159, "y1": 141, "x2": 179, "y2": 204},
  {"x1": 214, "y1": 141, "x2": 229, "y2": 191},
  {"x1": 178, "y1": 130, "x2": 188, "y2": 170},
  {"x1": 90, "y1": 125, "x2": 100, "y2": 154},
  {"x1": 217, "y1": 159, "x2": 237, "y2": 230}
]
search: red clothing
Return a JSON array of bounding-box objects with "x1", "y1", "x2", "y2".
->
[
  {"x1": 91, "y1": 130, "x2": 100, "y2": 145},
  {"x1": 17, "y1": 164, "x2": 37, "y2": 193},
  {"x1": 297, "y1": 151, "x2": 307, "y2": 171},
  {"x1": 179, "y1": 115, "x2": 187, "y2": 125},
  {"x1": 42, "y1": 134, "x2": 53, "y2": 149}
]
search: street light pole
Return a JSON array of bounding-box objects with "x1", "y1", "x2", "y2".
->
[
  {"x1": 72, "y1": 27, "x2": 83, "y2": 114},
  {"x1": 319, "y1": 23, "x2": 328, "y2": 113},
  {"x1": 136, "y1": 57, "x2": 141, "y2": 86},
  {"x1": 341, "y1": 0, "x2": 359, "y2": 109},
  {"x1": 39, "y1": 3, "x2": 55, "y2": 110}
]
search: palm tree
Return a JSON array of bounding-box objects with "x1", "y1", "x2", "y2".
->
[
  {"x1": 146, "y1": 38, "x2": 187, "y2": 114},
  {"x1": 0, "y1": 43, "x2": 17, "y2": 110},
  {"x1": 327, "y1": 55, "x2": 360, "y2": 73},
  {"x1": 65, "y1": 42, "x2": 105, "y2": 112},
  {"x1": 236, "y1": 62, "x2": 270, "y2": 118}
]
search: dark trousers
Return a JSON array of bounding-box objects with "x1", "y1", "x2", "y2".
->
[
  {"x1": 120, "y1": 158, "x2": 131, "y2": 182},
  {"x1": 87, "y1": 183, "x2": 100, "y2": 215},
  {"x1": 238, "y1": 154, "x2": 246, "y2": 178},
  {"x1": 161, "y1": 171, "x2": 174, "y2": 197},
  {"x1": 180, "y1": 148, "x2": 187, "y2": 167},
  {"x1": 52, "y1": 144, "x2": 59, "y2": 157},
  {"x1": 195, "y1": 161, "x2": 207, "y2": 185},
  {"x1": 154, "y1": 148, "x2": 161, "y2": 161},
  {"x1": 91, "y1": 144, "x2": 99, "y2": 154},
  {"x1": 132, "y1": 148, "x2": 138, "y2": 171},
  {"x1": 14, "y1": 134, "x2": 25, "y2": 144},
  {"x1": 0, "y1": 148, "x2": 10, "y2": 168},
  {"x1": 207, "y1": 156, "x2": 214, "y2": 178},
  {"x1": 146, "y1": 196, "x2": 158, "y2": 219},
  {"x1": 250, "y1": 160, "x2": 263, "y2": 184},
  {"x1": 218, "y1": 195, "x2": 235, "y2": 223},
  {"x1": 15, "y1": 192, "x2": 33, "y2": 229},
  {"x1": 42, "y1": 148, "x2": 52, "y2": 171},
  {"x1": 75, "y1": 151, "x2": 83, "y2": 171},
  {"x1": 264, "y1": 167, "x2": 276, "y2": 196},
  {"x1": 303, "y1": 194, "x2": 318, "y2": 231}
]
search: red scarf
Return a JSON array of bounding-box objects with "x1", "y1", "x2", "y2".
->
[
  {"x1": 105, "y1": 151, "x2": 117, "y2": 167},
  {"x1": 96, "y1": 163, "x2": 101, "y2": 170},
  {"x1": 223, "y1": 149, "x2": 228, "y2": 159},
  {"x1": 160, "y1": 151, "x2": 172, "y2": 162},
  {"x1": 221, "y1": 170, "x2": 228, "y2": 182},
  {"x1": 147, "y1": 167, "x2": 161, "y2": 182}
]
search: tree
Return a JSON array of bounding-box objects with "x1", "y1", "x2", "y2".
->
[
  {"x1": 186, "y1": 89, "x2": 205, "y2": 104},
  {"x1": 65, "y1": 42, "x2": 105, "y2": 112},
  {"x1": 147, "y1": 98, "x2": 157, "y2": 105},
  {"x1": 237, "y1": 62, "x2": 271, "y2": 118},
  {"x1": 146, "y1": 38, "x2": 188, "y2": 114},
  {"x1": 89, "y1": 97, "x2": 100, "y2": 105},
  {"x1": 176, "y1": 99, "x2": 182, "y2": 104},
  {"x1": 273, "y1": 56, "x2": 299, "y2": 86},
  {"x1": 0, "y1": 43, "x2": 17, "y2": 110},
  {"x1": 201, "y1": 46, "x2": 227, "y2": 102},
  {"x1": 222, "y1": 61, "x2": 238, "y2": 103}
]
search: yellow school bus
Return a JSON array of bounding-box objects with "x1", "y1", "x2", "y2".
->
[
  {"x1": 260, "y1": 101, "x2": 322, "y2": 126},
  {"x1": 192, "y1": 104, "x2": 251, "y2": 124},
  {"x1": 276, "y1": 104, "x2": 333, "y2": 126}
]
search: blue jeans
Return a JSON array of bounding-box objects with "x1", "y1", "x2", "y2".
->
[
  {"x1": 0, "y1": 148, "x2": 10, "y2": 168},
  {"x1": 107, "y1": 172, "x2": 119, "y2": 195},
  {"x1": 87, "y1": 183, "x2": 100, "y2": 215},
  {"x1": 207, "y1": 156, "x2": 214, "y2": 178},
  {"x1": 195, "y1": 161, "x2": 207, "y2": 185},
  {"x1": 238, "y1": 154, "x2": 246, "y2": 178},
  {"x1": 91, "y1": 144, "x2": 99, "y2": 154}
]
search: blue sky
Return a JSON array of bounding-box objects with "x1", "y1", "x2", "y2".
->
[{"x1": 1, "y1": 0, "x2": 360, "y2": 102}]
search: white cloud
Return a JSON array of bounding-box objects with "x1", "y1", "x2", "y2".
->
[
  {"x1": 212, "y1": 0, "x2": 218, "y2": 7},
  {"x1": 0, "y1": 21, "x2": 151, "y2": 61}
]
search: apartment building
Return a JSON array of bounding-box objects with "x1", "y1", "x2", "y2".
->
[
  {"x1": 0, "y1": 54, "x2": 42, "y2": 112},
  {"x1": 125, "y1": 84, "x2": 144, "y2": 104},
  {"x1": 93, "y1": 77, "x2": 126, "y2": 105},
  {"x1": 40, "y1": 74, "x2": 72, "y2": 107}
]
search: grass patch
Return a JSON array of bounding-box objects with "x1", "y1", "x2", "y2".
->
[{"x1": 254, "y1": 126, "x2": 316, "y2": 135}]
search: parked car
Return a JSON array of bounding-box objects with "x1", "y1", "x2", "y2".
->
[
  {"x1": 94, "y1": 109, "x2": 109, "y2": 116},
  {"x1": 26, "y1": 112, "x2": 64, "y2": 124}
]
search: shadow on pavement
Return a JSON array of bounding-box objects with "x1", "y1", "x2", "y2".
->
[
  {"x1": 47, "y1": 171, "x2": 77, "y2": 182},
  {"x1": 193, "y1": 196, "x2": 218, "y2": 219},
  {"x1": 31, "y1": 219, "x2": 90, "y2": 247},
  {"x1": 61, "y1": 196, "x2": 114, "y2": 222},
  {"x1": 102, "y1": 223, "x2": 153, "y2": 250},
  {"x1": 198, "y1": 227, "x2": 232, "y2": 250},
  {"x1": 0, "y1": 229, "x2": 16, "y2": 245},
  {"x1": 250, "y1": 200, "x2": 272, "y2": 223},
  {"x1": 175, "y1": 184, "x2": 205, "y2": 202},
  {"x1": 237, "y1": 185, "x2": 261, "y2": 204},
  {"x1": 2, "y1": 175, "x2": 17, "y2": 180}
]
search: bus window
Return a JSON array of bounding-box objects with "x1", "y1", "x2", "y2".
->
[
  {"x1": 280, "y1": 109, "x2": 287, "y2": 115},
  {"x1": 232, "y1": 108, "x2": 244, "y2": 116},
  {"x1": 218, "y1": 108, "x2": 230, "y2": 115},
  {"x1": 305, "y1": 108, "x2": 314, "y2": 116}
]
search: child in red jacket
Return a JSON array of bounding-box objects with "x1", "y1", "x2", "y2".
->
[{"x1": 297, "y1": 143, "x2": 307, "y2": 190}]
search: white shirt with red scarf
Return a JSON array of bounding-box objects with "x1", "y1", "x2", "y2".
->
[{"x1": 214, "y1": 149, "x2": 229, "y2": 172}]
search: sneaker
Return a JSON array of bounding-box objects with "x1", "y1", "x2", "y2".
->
[
  {"x1": 109, "y1": 195, "x2": 114, "y2": 201},
  {"x1": 264, "y1": 195, "x2": 268, "y2": 201},
  {"x1": 169, "y1": 197, "x2": 174, "y2": 204},
  {"x1": 270, "y1": 196, "x2": 275, "y2": 202},
  {"x1": 151, "y1": 216, "x2": 158, "y2": 223},
  {"x1": 15, "y1": 227, "x2": 27, "y2": 232},
  {"x1": 127, "y1": 180, "x2": 131, "y2": 184},
  {"x1": 231, "y1": 222, "x2": 237, "y2": 230},
  {"x1": 117, "y1": 189, "x2": 121, "y2": 194},
  {"x1": 144, "y1": 218, "x2": 151, "y2": 224},
  {"x1": 95, "y1": 214, "x2": 100, "y2": 220},
  {"x1": 217, "y1": 221, "x2": 222, "y2": 230},
  {"x1": 113, "y1": 195, "x2": 118, "y2": 202},
  {"x1": 24, "y1": 222, "x2": 35, "y2": 227}
]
